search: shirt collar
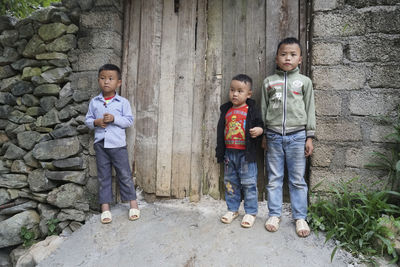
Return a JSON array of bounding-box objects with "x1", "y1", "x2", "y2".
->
[{"x1": 95, "y1": 93, "x2": 122, "y2": 102}]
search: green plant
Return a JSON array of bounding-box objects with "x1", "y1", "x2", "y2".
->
[
  {"x1": 308, "y1": 178, "x2": 400, "y2": 263},
  {"x1": 366, "y1": 107, "x2": 400, "y2": 193},
  {"x1": 0, "y1": 0, "x2": 61, "y2": 18},
  {"x1": 20, "y1": 226, "x2": 36, "y2": 247},
  {"x1": 46, "y1": 218, "x2": 59, "y2": 236}
]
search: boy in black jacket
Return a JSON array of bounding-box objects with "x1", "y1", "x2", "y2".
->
[{"x1": 216, "y1": 74, "x2": 263, "y2": 228}]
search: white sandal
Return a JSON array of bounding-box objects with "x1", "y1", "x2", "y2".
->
[
  {"x1": 241, "y1": 214, "x2": 256, "y2": 228},
  {"x1": 101, "y1": 210, "x2": 112, "y2": 224},
  {"x1": 296, "y1": 219, "x2": 310, "y2": 237},
  {"x1": 221, "y1": 211, "x2": 239, "y2": 224},
  {"x1": 265, "y1": 216, "x2": 280, "y2": 232},
  {"x1": 129, "y1": 208, "x2": 140, "y2": 221}
]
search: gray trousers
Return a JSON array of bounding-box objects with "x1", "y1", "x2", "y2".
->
[{"x1": 94, "y1": 141, "x2": 137, "y2": 204}]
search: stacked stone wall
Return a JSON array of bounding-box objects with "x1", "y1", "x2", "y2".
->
[
  {"x1": 311, "y1": 0, "x2": 400, "y2": 192},
  {"x1": 0, "y1": 0, "x2": 123, "y2": 258}
]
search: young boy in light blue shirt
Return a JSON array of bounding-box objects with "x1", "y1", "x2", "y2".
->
[{"x1": 85, "y1": 64, "x2": 139, "y2": 224}]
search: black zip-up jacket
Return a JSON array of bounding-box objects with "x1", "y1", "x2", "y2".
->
[{"x1": 216, "y1": 98, "x2": 264, "y2": 163}]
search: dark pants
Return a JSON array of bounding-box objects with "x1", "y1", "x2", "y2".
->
[{"x1": 94, "y1": 141, "x2": 137, "y2": 204}]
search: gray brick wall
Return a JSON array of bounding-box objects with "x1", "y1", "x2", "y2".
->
[{"x1": 310, "y1": 0, "x2": 400, "y2": 193}]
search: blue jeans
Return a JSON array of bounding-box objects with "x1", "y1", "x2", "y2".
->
[
  {"x1": 224, "y1": 149, "x2": 258, "y2": 215},
  {"x1": 265, "y1": 130, "x2": 308, "y2": 219}
]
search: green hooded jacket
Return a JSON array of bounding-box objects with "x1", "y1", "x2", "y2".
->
[{"x1": 261, "y1": 67, "x2": 316, "y2": 138}]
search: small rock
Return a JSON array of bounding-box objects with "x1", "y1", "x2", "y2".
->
[
  {"x1": 0, "y1": 29, "x2": 19, "y2": 47},
  {"x1": 0, "y1": 65, "x2": 17, "y2": 80},
  {"x1": 57, "y1": 209, "x2": 85, "y2": 222},
  {"x1": 46, "y1": 34, "x2": 76, "y2": 52},
  {"x1": 59, "y1": 82, "x2": 72, "y2": 98},
  {"x1": 0, "y1": 210, "x2": 40, "y2": 248},
  {"x1": 21, "y1": 67, "x2": 42, "y2": 81},
  {"x1": 69, "y1": 221, "x2": 83, "y2": 232},
  {"x1": 38, "y1": 23, "x2": 68, "y2": 41},
  {"x1": 0, "y1": 173, "x2": 28, "y2": 188},
  {"x1": 41, "y1": 108, "x2": 61, "y2": 127},
  {"x1": 0, "y1": 74, "x2": 21, "y2": 92},
  {"x1": 32, "y1": 136, "x2": 81, "y2": 160},
  {"x1": 50, "y1": 125, "x2": 78, "y2": 139},
  {"x1": 10, "y1": 81, "x2": 34, "y2": 96},
  {"x1": 27, "y1": 169, "x2": 57, "y2": 192},
  {"x1": 0, "y1": 92, "x2": 16, "y2": 105},
  {"x1": 55, "y1": 96, "x2": 72, "y2": 110},
  {"x1": 35, "y1": 52, "x2": 68, "y2": 60},
  {"x1": 53, "y1": 157, "x2": 84, "y2": 170},
  {"x1": 41, "y1": 67, "x2": 72, "y2": 83},
  {"x1": 38, "y1": 203, "x2": 59, "y2": 236},
  {"x1": 0, "y1": 47, "x2": 20, "y2": 65},
  {"x1": 23, "y1": 152, "x2": 40, "y2": 168},
  {"x1": 11, "y1": 160, "x2": 33, "y2": 174},
  {"x1": 21, "y1": 94, "x2": 39, "y2": 107},
  {"x1": 22, "y1": 35, "x2": 46, "y2": 58},
  {"x1": 0, "y1": 200, "x2": 38, "y2": 215},
  {"x1": 4, "y1": 143, "x2": 26, "y2": 160},
  {"x1": 0, "y1": 188, "x2": 11, "y2": 205},
  {"x1": 33, "y1": 84, "x2": 60, "y2": 97},
  {"x1": 46, "y1": 183, "x2": 86, "y2": 209},
  {"x1": 11, "y1": 58, "x2": 43, "y2": 71},
  {"x1": 45, "y1": 170, "x2": 87, "y2": 185},
  {"x1": 40, "y1": 96, "x2": 58, "y2": 112}
]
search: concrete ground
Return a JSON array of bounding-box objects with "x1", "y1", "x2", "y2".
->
[{"x1": 38, "y1": 195, "x2": 363, "y2": 267}]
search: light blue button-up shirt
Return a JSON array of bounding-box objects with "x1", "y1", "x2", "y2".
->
[{"x1": 85, "y1": 93, "x2": 133, "y2": 148}]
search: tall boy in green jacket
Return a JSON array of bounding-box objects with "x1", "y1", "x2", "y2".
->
[{"x1": 261, "y1": 37, "x2": 316, "y2": 237}]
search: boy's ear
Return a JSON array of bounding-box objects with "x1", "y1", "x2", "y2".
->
[{"x1": 247, "y1": 90, "x2": 252, "y2": 98}]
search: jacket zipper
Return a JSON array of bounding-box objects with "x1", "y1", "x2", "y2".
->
[{"x1": 282, "y1": 72, "x2": 287, "y2": 135}]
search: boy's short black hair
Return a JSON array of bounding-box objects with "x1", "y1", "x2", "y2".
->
[
  {"x1": 276, "y1": 37, "x2": 302, "y2": 55},
  {"x1": 232, "y1": 74, "x2": 253, "y2": 90},
  {"x1": 98, "y1": 64, "x2": 122, "y2": 79}
]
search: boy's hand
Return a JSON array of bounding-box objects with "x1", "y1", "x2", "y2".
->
[
  {"x1": 305, "y1": 138, "x2": 314, "y2": 157},
  {"x1": 103, "y1": 113, "x2": 114, "y2": 123},
  {"x1": 94, "y1": 118, "x2": 107, "y2": 128},
  {"x1": 249, "y1": 127, "x2": 263, "y2": 138},
  {"x1": 261, "y1": 135, "x2": 267, "y2": 151}
]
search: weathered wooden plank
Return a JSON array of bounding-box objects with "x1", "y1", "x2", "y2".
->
[
  {"x1": 156, "y1": 0, "x2": 178, "y2": 197},
  {"x1": 203, "y1": 0, "x2": 223, "y2": 199},
  {"x1": 266, "y1": 0, "x2": 299, "y2": 75},
  {"x1": 121, "y1": 0, "x2": 140, "y2": 173},
  {"x1": 135, "y1": 0, "x2": 162, "y2": 194},
  {"x1": 171, "y1": 0, "x2": 197, "y2": 198},
  {"x1": 222, "y1": 0, "x2": 247, "y2": 104},
  {"x1": 299, "y1": 0, "x2": 310, "y2": 75},
  {"x1": 246, "y1": 0, "x2": 266, "y2": 199},
  {"x1": 189, "y1": 0, "x2": 207, "y2": 201}
]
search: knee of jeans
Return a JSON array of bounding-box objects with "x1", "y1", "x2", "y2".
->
[
  {"x1": 290, "y1": 180, "x2": 308, "y2": 189},
  {"x1": 241, "y1": 177, "x2": 257, "y2": 187}
]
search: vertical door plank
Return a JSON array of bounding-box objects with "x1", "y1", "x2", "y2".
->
[
  {"x1": 171, "y1": 0, "x2": 196, "y2": 198},
  {"x1": 222, "y1": 0, "x2": 247, "y2": 104},
  {"x1": 246, "y1": 0, "x2": 266, "y2": 199},
  {"x1": 135, "y1": 0, "x2": 162, "y2": 194},
  {"x1": 156, "y1": 0, "x2": 178, "y2": 197},
  {"x1": 203, "y1": 0, "x2": 223, "y2": 199},
  {"x1": 299, "y1": 0, "x2": 309, "y2": 75},
  {"x1": 266, "y1": 0, "x2": 299, "y2": 75},
  {"x1": 122, "y1": 0, "x2": 141, "y2": 172},
  {"x1": 190, "y1": 0, "x2": 207, "y2": 201}
]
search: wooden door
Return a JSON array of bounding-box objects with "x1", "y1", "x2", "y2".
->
[{"x1": 121, "y1": 0, "x2": 309, "y2": 200}]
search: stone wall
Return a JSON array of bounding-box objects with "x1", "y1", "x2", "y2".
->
[
  {"x1": 0, "y1": 0, "x2": 123, "y2": 257},
  {"x1": 310, "y1": 0, "x2": 400, "y2": 192}
]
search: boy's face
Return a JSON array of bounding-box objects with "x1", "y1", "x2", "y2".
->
[
  {"x1": 98, "y1": 70, "x2": 121, "y2": 97},
  {"x1": 275, "y1": 43, "x2": 302, "y2": 72},
  {"x1": 229, "y1": 80, "x2": 252, "y2": 107}
]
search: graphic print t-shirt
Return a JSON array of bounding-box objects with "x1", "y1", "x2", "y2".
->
[{"x1": 224, "y1": 105, "x2": 248, "y2": 150}]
